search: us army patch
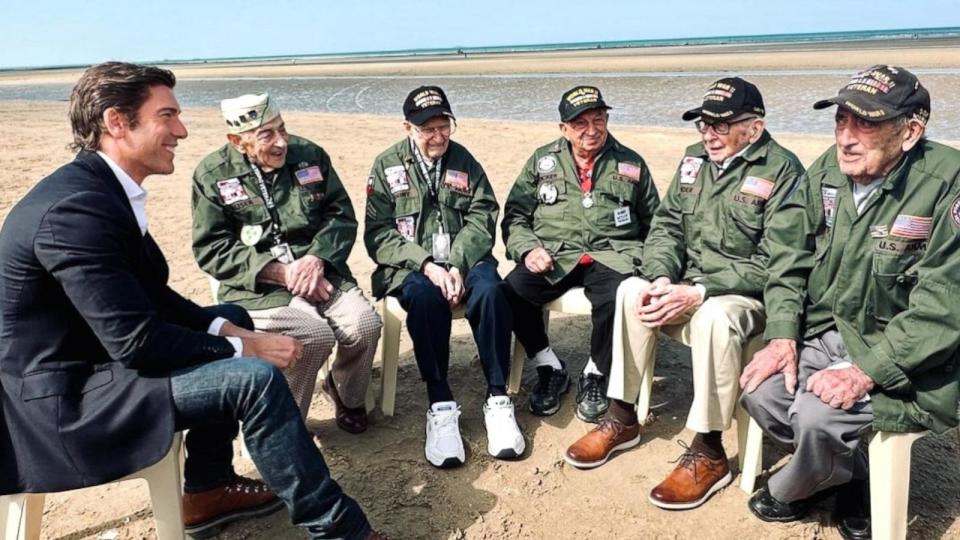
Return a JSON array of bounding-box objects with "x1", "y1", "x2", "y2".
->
[
  {"x1": 217, "y1": 178, "x2": 250, "y2": 205},
  {"x1": 874, "y1": 237, "x2": 927, "y2": 256},
  {"x1": 679, "y1": 157, "x2": 702, "y2": 184},
  {"x1": 821, "y1": 187, "x2": 838, "y2": 228},
  {"x1": 537, "y1": 155, "x2": 558, "y2": 174}
]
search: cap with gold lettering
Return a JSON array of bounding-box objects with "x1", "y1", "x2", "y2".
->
[
  {"x1": 682, "y1": 77, "x2": 765, "y2": 122},
  {"x1": 220, "y1": 93, "x2": 281, "y2": 134},
  {"x1": 403, "y1": 86, "x2": 455, "y2": 126},
  {"x1": 813, "y1": 65, "x2": 930, "y2": 125},
  {"x1": 559, "y1": 86, "x2": 612, "y2": 122}
]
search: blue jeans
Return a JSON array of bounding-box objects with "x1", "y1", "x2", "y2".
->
[
  {"x1": 171, "y1": 306, "x2": 370, "y2": 540},
  {"x1": 390, "y1": 260, "x2": 512, "y2": 403}
]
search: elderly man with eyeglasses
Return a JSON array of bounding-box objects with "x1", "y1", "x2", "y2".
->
[
  {"x1": 364, "y1": 86, "x2": 523, "y2": 468},
  {"x1": 502, "y1": 86, "x2": 661, "y2": 425},
  {"x1": 563, "y1": 78, "x2": 804, "y2": 509}
]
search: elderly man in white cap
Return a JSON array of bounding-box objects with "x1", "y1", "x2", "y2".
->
[{"x1": 192, "y1": 93, "x2": 381, "y2": 433}]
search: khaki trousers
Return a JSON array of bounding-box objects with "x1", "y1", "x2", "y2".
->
[
  {"x1": 608, "y1": 277, "x2": 764, "y2": 432},
  {"x1": 248, "y1": 287, "x2": 382, "y2": 416}
]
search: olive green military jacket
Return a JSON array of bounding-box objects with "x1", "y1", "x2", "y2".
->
[
  {"x1": 763, "y1": 140, "x2": 960, "y2": 434},
  {"x1": 641, "y1": 131, "x2": 804, "y2": 299},
  {"x1": 192, "y1": 135, "x2": 357, "y2": 310},
  {"x1": 364, "y1": 138, "x2": 499, "y2": 298},
  {"x1": 502, "y1": 135, "x2": 660, "y2": 283}
]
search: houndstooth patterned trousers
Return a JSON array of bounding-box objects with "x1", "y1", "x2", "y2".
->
[{"x1": 247, "y1": 287, "x2": 382, "y2": 416}]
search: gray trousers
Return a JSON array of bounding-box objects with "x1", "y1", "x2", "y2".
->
[{"x1": 739, "y1": 330, "x2": 873, "y2": 502}]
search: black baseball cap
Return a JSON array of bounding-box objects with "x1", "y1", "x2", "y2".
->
[
  {"x1": 559, "y1": 86, "x2": 612, "y2": 122},
  {"x1": 403, "y1": 86, "x2": 455, "y2": 126},
  {"x1": 813, "y1": 65, "x2": 930, "y2": 125},
  {"x1": 682, "y1": 77, "x2": 766, "y2": 122}
]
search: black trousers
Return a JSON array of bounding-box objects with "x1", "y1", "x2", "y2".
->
[
  {"x1": 390, "y1": 260, "x2": 513, "y2": 403},
  {"x1": 504, "y1": 262, "x2": 630, "y2": 378}
]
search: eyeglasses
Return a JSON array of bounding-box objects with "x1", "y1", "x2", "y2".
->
[
  {"x1": 566, "y1": 115, "x2": 608, "y2": 133},
  {"x1": 694, "y1": 115, "x2": 757, "y2": 135},
  {"x1": 834, "y1": 112, "x2": 884, "y2": 134},
  {"x1": 413, "y1": 120, "x2": 456, "y2": 138}
]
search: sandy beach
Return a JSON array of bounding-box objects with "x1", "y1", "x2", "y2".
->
[{"x1": 1, "y1": 42, "x2": 959, "y2": 540}]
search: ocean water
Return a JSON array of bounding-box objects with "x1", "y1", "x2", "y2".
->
[{"x1": 4, "y1": 70, "x2": 959, "y2": 139}]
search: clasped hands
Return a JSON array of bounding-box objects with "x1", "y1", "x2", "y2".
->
[
  {"x1": 423, "y1": 262, "x2": 464, "y2": 307},
  {"x1": 633, "y1": 276, "x2": 703, "y2": 327}
]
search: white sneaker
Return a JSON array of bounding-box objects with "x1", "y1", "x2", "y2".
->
[
  {"x1": 483, "y1": 395, "x2": 526, "y2": 459},
  {"x1": 425, "y1": 401, "x2": 465, "y2": 468}
]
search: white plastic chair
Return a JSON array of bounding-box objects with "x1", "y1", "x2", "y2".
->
[
  {"x1": 738, "y1": 410, "x2": 930, "y2": 540},
  {"x1": 379, "y1": 287, "x2": 593, "y2": 416},
  {"x1": 0, "y1": 433, "x2": 185, "y2": 540}
]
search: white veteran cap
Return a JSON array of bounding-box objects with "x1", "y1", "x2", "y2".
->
[{"x1": 220, "y1": 93, "x2": 281, "y2": 134}]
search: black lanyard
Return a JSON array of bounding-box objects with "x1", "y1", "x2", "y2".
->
[{"x1": 247, "y1": 159, "x2": 286, "y2": 245}]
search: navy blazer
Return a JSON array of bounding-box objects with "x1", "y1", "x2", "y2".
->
[{"x1": 0, "y1": 152, "x2": 236, "y2": 494}]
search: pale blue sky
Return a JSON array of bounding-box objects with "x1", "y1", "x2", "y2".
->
[{"x1": 4, "y1": 0, "x2": 958, "y2": 69}]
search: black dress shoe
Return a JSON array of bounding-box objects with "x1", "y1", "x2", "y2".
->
[
  {"x1": 748, "y1": 486, "x2": 811, "y2": 522},
  {"x1": 834, "y1": 480, "x2": 871, "y2": 540}
]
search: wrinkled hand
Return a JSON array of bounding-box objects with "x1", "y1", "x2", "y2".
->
[
  {"x1": 285, "y1": 255, "x2": 325, "y2": 298},
  {"x1": 806, "y1": 365, "x2": 875, "y2": 409},
  {"x1": 423, "y1": 262, "x2": 452, "y2": 299},
  {"x1": 740, "y1": 338, "x2": 799, "y2": 394},
  {"x1": 445, "y1": 267, "x2": 464, "y2": 307},
  {"x1": 636, "y1": 282, "x2": 702, "y2": 327},
  {"x1": 634, "y1": 276, "x2": 671, "y2": 317},
  {"x1": 524, "y1": 247, "x2": 555, "y2": 274},
  {"x1": 218, "y1": 321, "x2": 259, "y2": 340},
  {"x1": 304, "y1": 277, "x2": 336, "y2": 304},
  {"x1": 241, "y1": 334, "x2": 303, "y2": 369}
]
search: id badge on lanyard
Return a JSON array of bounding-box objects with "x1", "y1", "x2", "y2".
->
[{"x1": 249, "y1": 160, "x2": 295, "y2": 264}]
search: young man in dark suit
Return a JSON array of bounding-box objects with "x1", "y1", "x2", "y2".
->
[{"x1": 0, "y1": 62, "x2": 385, "y2": 540}]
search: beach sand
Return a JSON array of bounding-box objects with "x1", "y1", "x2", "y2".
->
[{"x1": 2, "y1": 69, "x2": 959, "y2": 539}]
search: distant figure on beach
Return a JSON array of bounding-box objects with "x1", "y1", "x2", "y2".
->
[
  {"x1": 192, "y1": 93, "x2": 382, "y2": 435},
  {"x1": 364, "y1": 86, "x2": 524, "y2": 467},
  {"x1": 739, "y1": 65, "x2": 960, "y2": 539},
  {"x1": 564, "y1": 78, "x2": 803, "y2": 510},
  {"x1": 501, "y1": 85, "x2": 660, "y2": 424},
  {"x1": 0, "y1": 62, "x2": 386, "y2": 540}
]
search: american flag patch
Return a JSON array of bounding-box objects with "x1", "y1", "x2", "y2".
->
[
  {"x1": 617, "y1": 162, "x2": 641, "y2": 180},
  {"x1": 294, "y1": 165, "x2": 323, "y2": 185},
  {"x1": 740, "y1": 176, "x2": 775, "y2": 200},
  {"x1": 444, "y1": 169, "x2": 469, "y2": 192},
  {"x1": 889, "y1": 214, "x2": 932, "y2": 239}
]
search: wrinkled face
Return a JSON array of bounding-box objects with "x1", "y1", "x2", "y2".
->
[
  {"x1": 834, "y1": 108, "x2": 909, "y2": 184},
  {"x1": 233, "y1": 115, "x2": 289, "y2": 171},
  {"x1": 405, "y1": 116, "x2": 453, "y2": 160},
  {"x1": 560, "y1": 109, "x2": 609, "y2": 157},
  {"x1": 698, "y1": 115, "x2": 764, "y2": 163},
  {"x1": 119, "y1": 85, "x2": 188, "y2": 181}
]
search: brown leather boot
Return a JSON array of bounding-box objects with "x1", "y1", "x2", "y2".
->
[
  {"x1": 182, "y1": 475, "x2": 284, "y2": 538},
  {"x1": 648, "y1": 442, "x2": 732, "y2": 510},
  {"x1": 563, "y1": 418, "x2": 641, "y2": 469}
]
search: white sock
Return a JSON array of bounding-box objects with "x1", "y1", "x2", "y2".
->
[
  {"x1": 582, "y1": 357, "x2": 602, "y2": 376},
  {"x1": 532, "y1": 347, "x2": 562, "y2": 370}
]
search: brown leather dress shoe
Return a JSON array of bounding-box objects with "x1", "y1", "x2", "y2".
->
[
  {"x1": 321, "y1": 372, "x2": 369, "y2": 434},
  {"x1": 183, "y1": 475, "x2": 284, "y2": 538},
  {"x1": 563, "y1": 418, "x2": 641, "y2": 469},
  {"x1": 648, "y1": 442, "x2": 732, "y2": 510}
]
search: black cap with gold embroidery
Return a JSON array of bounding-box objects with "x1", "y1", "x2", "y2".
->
[
  {"x1": 559, "y1": 86, "x2": 612, "y2": 122},
  {"x1": 813, "y1": 65, "x2": 930, "y2": 125},
  {"x1": 682, "y1": 77, "x2": 765, "y2": 122},
  {"x1": 403, "y1": 86, "x2": 455, "y2": 126}
]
